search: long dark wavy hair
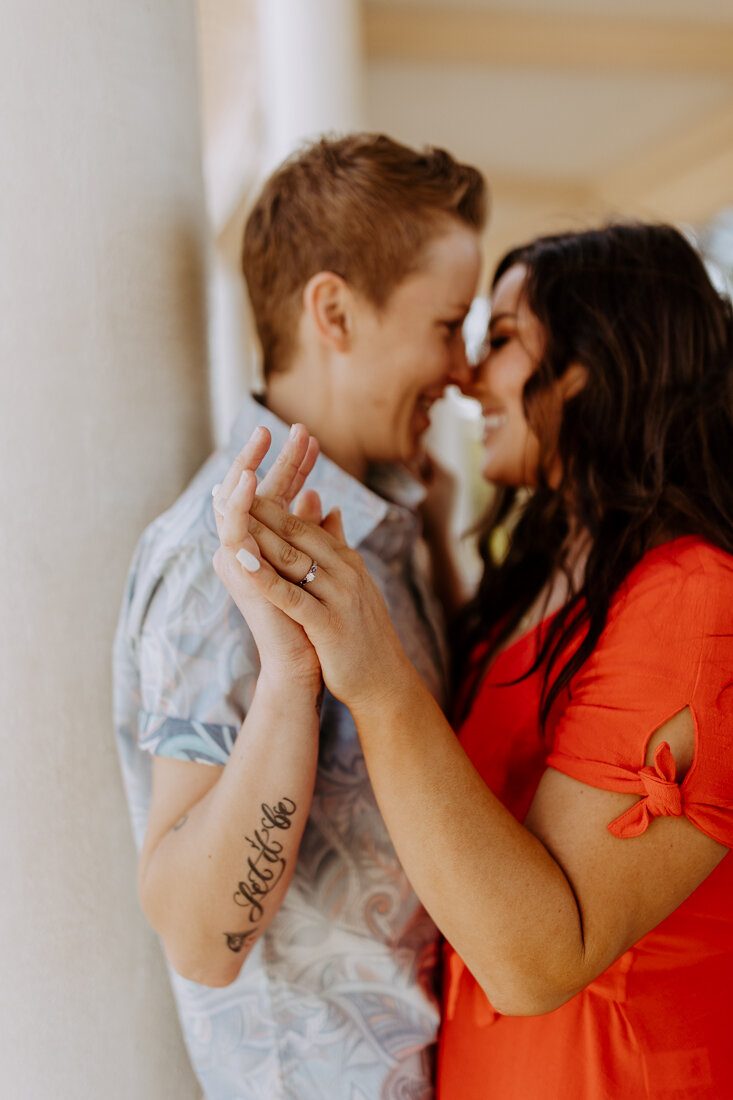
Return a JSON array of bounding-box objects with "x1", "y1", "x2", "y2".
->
[{"x1": 453, "y1": 222, "x2": 733, "y2": 727}]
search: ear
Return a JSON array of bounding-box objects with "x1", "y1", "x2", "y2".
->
[
  {"x1": 302, "y1": 271, "x2": 352, "y2": 352},
  {"x1": 558, "y1": 361, "x2": 588, "y2": 401}
]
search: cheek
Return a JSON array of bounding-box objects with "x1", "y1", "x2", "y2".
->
[
  {"x1": 483, "y1": 417, "x2": 542, "y2": 488},
  {"x1": 375, "y1": 378, "x2": 415, "y2": 426},
  {"x1": 420, "y1": 330, "x2": 451, "y2": 368},
  {"x1": 506, "y1": 372, "x2": 532, "y2": 412},
  {"x1": 488, "y1": 351, "x2": 534, "y2": 404}
]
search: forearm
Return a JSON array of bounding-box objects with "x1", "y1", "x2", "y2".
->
[
  {"x1": 215, "y1": 484, "x2": 728, "y2": 1016},
  {"x1": 228, "y1": 493, "x2": 583, "y2": 1006},
  {"x1": 139, "y1": 672, "x2": 321, "y2": 987},
  {"x1": 349, "y1": 663, "x2": 585, "y2": 1015}
]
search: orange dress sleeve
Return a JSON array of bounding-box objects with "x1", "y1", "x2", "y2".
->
[{"x1": 545, "y1": 538, "x2": 733, "y2": 847}]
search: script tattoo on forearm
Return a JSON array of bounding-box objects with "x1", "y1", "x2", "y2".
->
[
  {"x1": 223, "y1": 797, "x2": 297, "y2": 953},
  {"x1": 223, "y1": 931, "x2": 257, "y2": 953}
]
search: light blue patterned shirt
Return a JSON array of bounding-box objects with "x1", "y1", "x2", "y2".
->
[{"x1": 113, "y1": 399, "x2": 447, "y2": 1099}]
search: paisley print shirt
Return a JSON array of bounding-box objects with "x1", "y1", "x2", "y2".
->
[{"x1": 113, "y1": 399, "x2": 446, "y2": 1099}]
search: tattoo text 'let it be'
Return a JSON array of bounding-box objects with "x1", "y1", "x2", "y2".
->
[{"x1": 224, "y1": 798, "x2": 296, "y2": 952}]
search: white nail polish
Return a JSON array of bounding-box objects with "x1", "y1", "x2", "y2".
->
[
  {"x1": 236, "y1": 548, "x2": 261, "y2": 572},
  {"x1": 212, "y1": 483, "x2": 221, "y2": 496}
]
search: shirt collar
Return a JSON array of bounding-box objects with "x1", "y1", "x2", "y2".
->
[{"x1": 228, "y1": 397, "x2": 424, "y2": 549}]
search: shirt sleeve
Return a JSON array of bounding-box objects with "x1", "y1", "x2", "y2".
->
[
  {"x1": 545, "y1": 543, "x2": 733, "y2": 848},
  {"x1": 134, "y1": 538, "x2": 259, "y2": 766}
]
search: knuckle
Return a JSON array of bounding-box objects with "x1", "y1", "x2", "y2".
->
[
  {"x1": 342, "y1": 546, "x2": 362, "y2": 571},
  {"x1": 281, "y1": 581, "x2": 303, "y2": 614},
  {"x1": 281, "y1": 512, "x2": 305, "y2": 540},
  {"x1": 219, "y1": 525, "x2": 239, "y2": 552},
  {"x1": 247, "y1": 515, "x2": 263, "y2": 539},
  {"x1": 278, "y1": 542, "x2": 300, "y2": 568}
]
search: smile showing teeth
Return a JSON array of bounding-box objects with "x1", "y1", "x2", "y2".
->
[{"x1": 483, "y1": 412, "x2": 507, "y2": 431}]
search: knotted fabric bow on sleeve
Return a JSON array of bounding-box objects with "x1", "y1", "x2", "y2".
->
[{"x1": 607, "y1": 741, "x2": 683, "y2": 838}]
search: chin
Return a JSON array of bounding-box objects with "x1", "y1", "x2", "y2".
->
[
  {"x1": 481, "y1": 460, "x2": 513, "y2": 488},
  {"x1": 399, "y1": 432, "x2": 420, "y2": 462},
  {"x1": 480, "y1": 455, "x2": 501, "y2": 483}
]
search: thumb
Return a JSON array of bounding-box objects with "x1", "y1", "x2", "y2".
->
[{"x1": 322, "y1": 506, "x2": 346, "y2": 544}]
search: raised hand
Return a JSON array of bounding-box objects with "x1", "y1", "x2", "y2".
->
[
  {"x1": 212, "y1": 425, "x2": 324, "y2": 688},
  {"x1": 221, "y1": 492, "x2": 415, "y2": 713}
]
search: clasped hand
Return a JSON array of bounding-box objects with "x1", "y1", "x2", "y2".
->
[
  {"x1": 213, "y1": 427, "x2": 411, "y2": 709},
  {"x1": 212, "y1": 423, "x2": 323, "y2": 687}
]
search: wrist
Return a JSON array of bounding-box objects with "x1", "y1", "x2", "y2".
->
[
  {"x1": 345, "y1": 651, "x2": 419, "y2": 722},
  {"x1": 256, "y1": 661, "x2": 323, "y2": 699}
]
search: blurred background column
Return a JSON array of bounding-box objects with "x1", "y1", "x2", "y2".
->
[
  {"x1": 257, "y1": 0, "x2": 364, "y2": 172},
  {"x1": 203, "y1": 0, "x2": 365, "y2": 444},
  {"x1": 0, "y1": 2, "x2": 209, "y2": 1097}
]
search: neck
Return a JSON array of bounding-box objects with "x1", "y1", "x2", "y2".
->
[{"x1": 265, "y1": 355, "x2": 367, "y2": 482}]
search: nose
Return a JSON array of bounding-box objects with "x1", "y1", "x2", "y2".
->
[
  {"x1": 458, "y1": 366, "x2": 482, "y2": 400},
  {"x1": 447, "y1": 337, "x2": 473, "y2": 389}
]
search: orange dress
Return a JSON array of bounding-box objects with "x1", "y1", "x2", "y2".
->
[{"x1": 439, "y1": 538, "x2": 733, "y2": 1099}]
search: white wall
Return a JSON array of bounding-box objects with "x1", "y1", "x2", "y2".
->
[{"x1": 0, "y1": 3, "x2": 209, "y2": 1096}]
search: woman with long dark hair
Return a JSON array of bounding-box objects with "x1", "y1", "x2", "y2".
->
[{"x1": 213, "y1": 223, "x2": 733, "y2": 1097}]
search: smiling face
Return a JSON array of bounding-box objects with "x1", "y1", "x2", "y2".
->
[
  {"x1": 343, "y1": 222, "x2": 482, "y2": 467},
  {"x1": 462, "y1": 263, "x2": 551, "y2": 488}
]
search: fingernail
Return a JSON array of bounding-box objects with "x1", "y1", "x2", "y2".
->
[
  {"x1": 236, "y1": 548, "x2": 261, "y2": 572},
  {"x1": 289, "y1": 423, "x2": 298, "y2": 439},
  {"x1": 211, "y1": 484, "x2": 221, "y2": 496}
]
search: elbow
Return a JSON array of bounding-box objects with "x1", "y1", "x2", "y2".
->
[
  {"x1": 487, "y1": 986, "x2": 580, "y2": 1018},
  {"x1": 138, "y1": 880, "x2": 246, "y2": 989},
  {"x1": 164, "y1": 946, "x2": 244, "y2": 988},
  {"x1": 151, "y1": 913, "x2": 248, "y2": 988},
  {"x1": 146, "y1": 921, "x2": 247, "y2": 989},
  {"x1": 475, "y1": 966, "x2": 584, "y2": 1018}
]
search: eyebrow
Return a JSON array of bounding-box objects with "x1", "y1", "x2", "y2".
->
[{"x1": 489, "y1": 311, "x2": 517, "y2": 328}]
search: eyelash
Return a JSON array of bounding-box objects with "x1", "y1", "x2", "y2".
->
[{"x1": 476, "y1": 334, "x2": 508, "y2": 361}]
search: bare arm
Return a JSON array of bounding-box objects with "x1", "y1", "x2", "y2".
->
[
  {"x1": 338, "y1": 691, "x2": 725, "y2": 1016},
  {"x1": 233, "y1": 491, "x2": 729, "y2": 1015},
  {"x1": 137, "y1": 425, "x2": 324, "y2": 987},
  {"x1": 139, "y1": 674, "x2": 322, "y2": 986}
]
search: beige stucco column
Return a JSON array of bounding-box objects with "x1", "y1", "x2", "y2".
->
[
  {"x1": 256, "y1": 0, "x2": 364, "y2": 171},
  {"x1": 0, "y1": 3, "x2": 210, "y2": 1097},
  {"x1": 203, "y1": 0, "x2": 365, "y2": 445}
]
